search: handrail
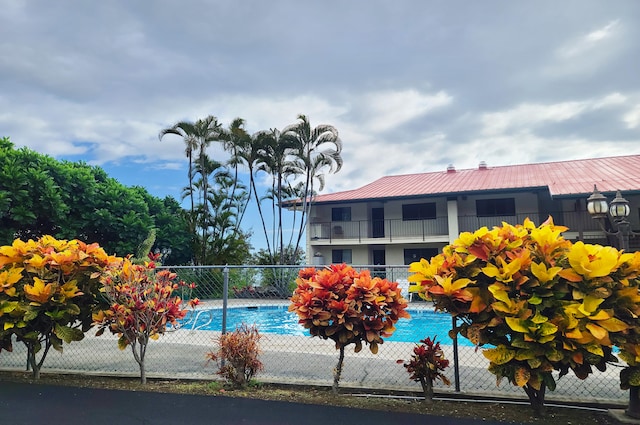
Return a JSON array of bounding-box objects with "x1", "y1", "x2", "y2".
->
[{"x1": 181, "y1": 309, "x2": 215, "y2": 331}]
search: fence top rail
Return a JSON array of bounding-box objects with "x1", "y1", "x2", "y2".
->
[{"x1": 158, "y1": 264, "x2": 412, "y2": 270}]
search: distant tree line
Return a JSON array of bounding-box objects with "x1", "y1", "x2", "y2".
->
[{"x1": 0, "y1": 137, "x2": 192, "y2": 264}]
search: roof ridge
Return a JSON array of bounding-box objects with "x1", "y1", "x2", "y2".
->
[{"x1": 372, "y1": 154, "x2": 640, "y2": 182}]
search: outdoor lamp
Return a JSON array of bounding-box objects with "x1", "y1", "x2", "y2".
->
[
  {"x1": 586, "y1": 185, "x2": 609, "y2": 219},
  {"x1": 609, "y1": 190, "x2": 631, "y2": 219}
]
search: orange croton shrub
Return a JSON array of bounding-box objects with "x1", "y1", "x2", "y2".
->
[
  {"x1": 408, "y1": 217, "x2": 640, "y2": 416},
  {"x1": 0, "y1": 236, "x2": 119, "y2": 379},
  {"x1": 289, "y1": 263, "x2": 410, "y2": 392}
]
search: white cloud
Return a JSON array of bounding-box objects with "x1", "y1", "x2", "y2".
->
[
  {"x1": 545, "y1": 19, "x2": 627, "y2": 79},
  {"x1": 624, "y1": 105, "x2": 640, "y2": 129},
  {"x1": 146, "y1": 162, "x2": 184, "y2": 171},
  {"x1": 592, "y1": 93, "x2": 627, "y2": 109},
  {"x1": 586, "y1": 20, "x2": 620, "y2": 42},
  {"x1": 447, "y1": 131, "x2": 637, "y2": 171},
  {"x1": 480, "y1": 93, "x2": 628, "y2": 136},
  {"x1": 321, "y1": 131, "x2": 450, "y2": 193},
  {"x1": 209, "y1": 95, "x2": 349, "y2": 134},
  {"x1": 556, "y1": 20, "x2": 620, "y2": 59},
  {"x1": 361, "y1": 89, "x2": 453, "y2": 133}
]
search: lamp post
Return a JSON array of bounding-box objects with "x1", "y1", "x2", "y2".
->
[
  {"x1": 587, "y1": 185, "x2": 637, "y2": 251},
  {"x1": 586, "y1": 185, "x2": 639, "y2": 419}
]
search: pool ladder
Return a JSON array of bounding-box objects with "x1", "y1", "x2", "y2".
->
[{"x1": 181, "y1": 309, "x2": 215, "y2": 331}]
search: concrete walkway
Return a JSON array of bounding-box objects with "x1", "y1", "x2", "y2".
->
[{"x1": 0, "y1": 381, "x2": 504, "y2": 425}]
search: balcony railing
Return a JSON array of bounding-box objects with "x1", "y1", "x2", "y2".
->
[
  {"x1": 309, "y1": 217, "x2": 449, "y2": 243},
  {"x1": 309, "y1": 211, "x2": 605, "y2": 244},
  {"x1": 458, "y1": 211, "x2": 603, "y2": 233}
]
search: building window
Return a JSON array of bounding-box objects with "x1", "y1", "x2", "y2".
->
[
  {"x1": 332, "y1": 249, "x2": 352, "y2": 264},
  {"x1": 404, "y1": 248, "x2": 439, "y2": 265},
  {"x1": 332, "y1": 207, "x2": 351, "y2": 221},
  {"x1": 476, "y1": 198, "x2": 516, "y2": 217},
  {"x1": 402, "y1": 203, "x2": 436, "y2": 221}
]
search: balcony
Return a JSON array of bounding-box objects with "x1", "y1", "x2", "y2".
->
[
  {"x1": 309, "y1": 211, "x2": 607, "y2": 246},
  {"x1": 309, "y1": 217, "x2": 449, "y2": 244}
]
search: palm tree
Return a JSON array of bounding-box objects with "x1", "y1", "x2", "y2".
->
[
  {"x1": 159, "y1": 123, "x2": 197, "y2": 214},
  {"x1": 283, "y1": 114, "x2": 342, "y2": 258},
  {"x1": 220, "y1": 118, "x2": 253, "y2": 230},
  {"x1": 254, "y1": 128, "x2": 299, "y2": 264},
  {"x1": 191, "y1": 153, "x2": 235, "y2": 264},
  {"x1": 159, "y1": 116, "x2": 224, "y2": 264},
  {"x1": 159, "y1": 116, "x2": 223, "y2": 213}
]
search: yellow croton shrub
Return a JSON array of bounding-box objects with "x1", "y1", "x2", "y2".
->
[
  {"x1": 408, "y1": 217, "x2": 640, "y2": 413},
  {"x1": 0, "y1": 236, "x2": 119, "y2": 378}
]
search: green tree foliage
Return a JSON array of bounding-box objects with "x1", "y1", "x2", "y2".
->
[
  {"x1": 131, "y1": 188, "x2": 192, "y2": 265},
  {"x1": 0, "y1": 137, "x2": 191, "y2": 260}
]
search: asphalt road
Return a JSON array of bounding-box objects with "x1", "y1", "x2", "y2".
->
[{"x1": 0, "y1": 381, "x2": 504, "y2": 425}]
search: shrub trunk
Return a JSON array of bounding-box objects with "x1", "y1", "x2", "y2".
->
[
  {"x1": 332, "y1": 345, "x2": 345, "y2": 394},
  {"x1": 419, "y1": 377, "x2": 434, "y2": 403},
  {"x1": 523, "y1": 383, "x2": 546, "y2": 417}
]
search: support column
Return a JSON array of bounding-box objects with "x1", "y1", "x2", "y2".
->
[{"x1": 447, "y1": 198, "x2": 459, "y2": 244}]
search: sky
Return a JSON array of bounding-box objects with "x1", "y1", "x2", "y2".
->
[{"x1": 2, "y1": 1, "x2": 640, "y2": 253}]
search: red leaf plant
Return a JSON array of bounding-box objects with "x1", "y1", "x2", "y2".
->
[
  {"x1": 397, "y1": 336, "x2": 451, "y2": 403},
  {"x1": 93, "y1": 257, "x2": 199, "y2": 383}
]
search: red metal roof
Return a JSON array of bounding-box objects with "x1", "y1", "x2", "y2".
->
[{"x1": 313, "y1": 155, "x2": 640, "y2": 204}]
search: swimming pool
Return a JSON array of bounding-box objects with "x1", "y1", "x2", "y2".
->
[{"x1": 181, "y1": 305, "x2": 473, "y2": 347}]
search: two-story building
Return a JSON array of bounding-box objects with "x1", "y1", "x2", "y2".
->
[{"x1": 302, "y1": 155, "x2": 640, "y2": 267}]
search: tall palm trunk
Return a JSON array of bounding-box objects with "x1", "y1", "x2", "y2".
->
[
  {"x1": 277, "y1": 171, "x2": 285, "y2": 265},
  {"x1": 187, "y1": 150, "x2": 195, "y2": 216},
  {"x1": 293, "y1": 164, "x2": 313, "y2": 257},
  {"x1": 250, "y1": 173, "x2": 272, "y2": 255}
]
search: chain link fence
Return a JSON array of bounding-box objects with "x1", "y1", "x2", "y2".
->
[{"x1": 0, "y1": 265, "x2": 627, "y2": 406}]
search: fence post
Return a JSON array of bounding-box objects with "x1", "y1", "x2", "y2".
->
[
  {"x1": 452, "y1": 316, "x2": 461, "y2": 392},
  {"x1": 222, "y1": 266, "x2": 229, "y2": 335}
]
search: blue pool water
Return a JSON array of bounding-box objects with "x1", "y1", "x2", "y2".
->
[{"x1": 182, "y1": 305, "x2": 473, "y2": 347}]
